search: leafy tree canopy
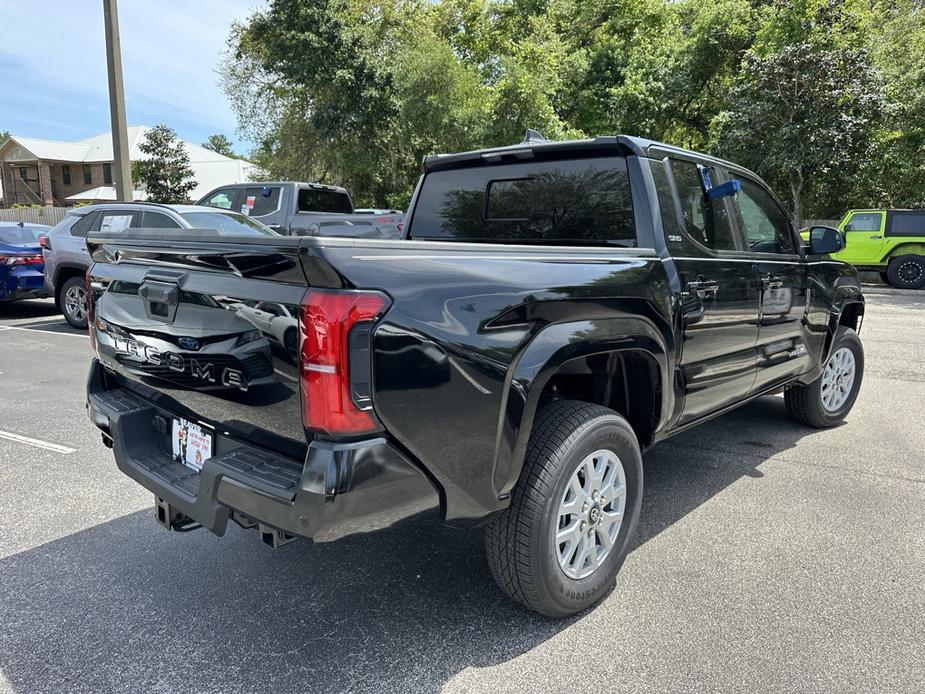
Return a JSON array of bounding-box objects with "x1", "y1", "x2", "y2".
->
[{"x1": 221, "y1": 0, "x2": 925, "y2": 219}]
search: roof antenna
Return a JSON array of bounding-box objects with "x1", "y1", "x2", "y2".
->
[{"x1": 522, "y1": 129, "x2": 546, "y2": 144}]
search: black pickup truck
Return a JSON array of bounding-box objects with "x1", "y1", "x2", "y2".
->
[{"x1": 85, "y1": 134, "x2": 865, "y2": 617}]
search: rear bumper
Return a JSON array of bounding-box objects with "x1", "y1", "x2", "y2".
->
[
  {"x1": 1, "y1": 269, "x2": 50, "y2": 302},
  {"x1": 86, "y1": 359, "x2": 440, "y2": 542}
]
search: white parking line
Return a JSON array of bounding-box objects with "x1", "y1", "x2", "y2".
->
[
  {"x1": 0, "y1": 325, "x2": 88, "y2": 339},
  {"x1": 0, "y1": 430, "x2": 76, "y2": 454}
]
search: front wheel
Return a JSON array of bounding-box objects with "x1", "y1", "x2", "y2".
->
[
  {"x1": 59, "y1": 276, "x2": 89, "y2": 329},
  {"x1": 785, "y1": 326, "x2": 864, "y2": 428},
  {"x1": 484, "y1": 400, "x2": 643, "y2": 617}
]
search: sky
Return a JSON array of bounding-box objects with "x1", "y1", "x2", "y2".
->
[{"x1": 0, "y1": 0, "x2": 263, "y2": 151}]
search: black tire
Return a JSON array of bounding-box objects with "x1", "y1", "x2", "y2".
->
[
  {"x1": 878, "y1": 271, "x2": 891, "y2": 286},
  {"x1": 886, "y1": 254, "x2": 925, "y2": 289},
  {"x1": 484, "y1": 400, "x2": 643, "y2": 617},
  {"x1": 785, "y1": 326, "x2": 864, "y2": 428},
  {"x1": 59, "y1": 275, "x2": 89, "y2": 329}
]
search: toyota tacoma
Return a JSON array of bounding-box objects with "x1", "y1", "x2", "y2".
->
[{"x1": 86, "y1": 134, "x2": 865, "y2": 617}]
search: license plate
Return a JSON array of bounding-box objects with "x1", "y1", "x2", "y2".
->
[{"x1": 171, "y1": 417, "x2": 213, "y2": 472}]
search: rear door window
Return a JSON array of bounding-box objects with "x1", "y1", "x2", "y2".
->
[
  {"x1": 98, "y1": 210, "x2": 137, "y2": 232},
  {"x1": 242, "y1": 186, "x2": 282, "y2": 217},
  {"x1": 408, "y1": 157, "x2": 636, "y2": 245},
  {"x1": 666, "y1": 159, "x2": 738, "y2": 253},
  {"x1": 887, "y1": 211, "x2": 925, "y2": 237}
]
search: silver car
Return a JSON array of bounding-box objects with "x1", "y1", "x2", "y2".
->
[{"x1": 43, "y1": 202, "x2": 277, "y2": 328}]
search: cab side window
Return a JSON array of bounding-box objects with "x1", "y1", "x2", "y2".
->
[
  {"x1": 845, "y1": 212, "x2": 883, "y2": 233},
  {"x1": 734, "y1": 177, "x2": 795, "y2": 254},
  {"x1": 668, "y1": 159, "x2": 738, "y2": 252}
]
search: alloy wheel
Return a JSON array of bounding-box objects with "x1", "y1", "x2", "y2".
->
[
  {"x1": 65, "y1": 285, "x2": 87, "y2": 323},
  {"x1": 554, "y1": 449, "x2": 626, "y2": 580},
  {"x1": 821, "y1": 347, "x2": 856, "y2": 412}
]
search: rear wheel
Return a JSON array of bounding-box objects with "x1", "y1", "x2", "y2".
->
[
  {"x1": 59, "y1": 276, "x2": 88, "y2": 329},
  {"x1": 785, "y1": 326, "x2": 864, "y2": 428},
  {"x1": 886, "y1": 254, "x2": 925, "y2": 289},
  {"x1": 878, "y1": 271, "x2": 891, "y2": 286},
  {"x1": 484, "y1": 400, "x2": 643, "y2": 617},
  {"x1": 283, "y1": 327, "x2": 298, "y2": 356}
]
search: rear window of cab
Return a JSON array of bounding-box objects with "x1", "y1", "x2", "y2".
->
[{"x1": 408, "y1": 157, "x2": 636, "y2": 246}]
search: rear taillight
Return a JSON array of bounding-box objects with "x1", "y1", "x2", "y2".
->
[
  {"x1": 299, "y1": 288, "x2": 389, "y2": 437},
  {"x1": 0, "y1": 254, "x2": 43, "y2": 265}
]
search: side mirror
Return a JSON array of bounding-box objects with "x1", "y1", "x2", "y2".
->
[{"x1": 808, "y1": 225, "x2": 844, "y2": 255}]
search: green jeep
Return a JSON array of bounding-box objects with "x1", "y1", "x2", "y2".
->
[{"x1": 830, "y1": 209, "x2": 925, "y2": 289}]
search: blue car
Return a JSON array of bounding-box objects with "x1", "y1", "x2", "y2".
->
[{"x1": 0, "y1": 222, "x2": 51, "y2": 303}]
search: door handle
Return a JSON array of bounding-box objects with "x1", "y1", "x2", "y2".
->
[
  {"x1": 761, "y1": 274, "x2": 784, "y2": 291},
  {"x1": 688, "y1": 279, "x2": 719, "y2": 296},
  {"x1": 869, "y1": 234, "x2": 881, "y2": 239}
]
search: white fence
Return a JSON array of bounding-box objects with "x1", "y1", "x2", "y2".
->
[{"x1": 0, "y1": 206, "x2": 70, "y2": 226}]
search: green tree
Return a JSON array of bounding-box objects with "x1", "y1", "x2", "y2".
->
[
  {"x1": 867, "y1": 0, "x2": 925, "y2": 208},
  {"x1": 134, "y1": 125, "x2": 197, "y2": 203},
  {"x1": 202, "y1": 133, "x2": 237, "y2": 158},
  {"x1": 219, "y1": 0, "x2": 919, "y2": 219},
  {"x1": 713, "y1": 42, "x2": 883, "y2": 228}
]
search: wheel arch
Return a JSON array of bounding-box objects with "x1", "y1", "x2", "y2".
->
[
  {"x1": 53, "y1": 263, "x2": 89, "y2": 308},
  {"x1": 823, "y1": 297, "x2": 865, "y2": 366},
  {"x1": 882, "y1": 242, "x2": 925, "y2": 262},
  {"x1": 492, "y1": 316, "x2": 673, "y2": 501}
]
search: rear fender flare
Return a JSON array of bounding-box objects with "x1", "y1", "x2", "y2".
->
[
  {"x1": 492, "y1": 316, "x2": 672, "y2": 500},
  {"x1": 883, "y1": 242, "x2": 925, "y2": 262}
]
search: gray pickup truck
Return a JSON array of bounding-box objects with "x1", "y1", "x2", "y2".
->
[{"x1": 195, "y1": 182, "x2": 404, "y2": 238}]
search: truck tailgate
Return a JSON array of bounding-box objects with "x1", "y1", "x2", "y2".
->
[{"x1": 87, "y1": 233, "x2": 309, "y2": 458}]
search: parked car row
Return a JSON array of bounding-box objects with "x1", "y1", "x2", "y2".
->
[{"x1": 0, "y1": 179, "x2": 409, "y2": 324}]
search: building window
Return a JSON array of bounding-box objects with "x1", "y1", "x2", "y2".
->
[
  {"x1": 103, "y1": 163, "x2": 113, "y2": 185},
  {"x1": 83, "y1": 164, "x2": 92, "y2": 185},
  {"x1": 19, "y1": 167, "x2": 27, "y2": 181},
  {"x1": 62, "y1": 165, "x2": 71, "y2": 185}
]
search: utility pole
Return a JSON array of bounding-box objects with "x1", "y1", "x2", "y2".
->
[{"x1": 103, "y1": 0, "x2": 133, "y2": 201}]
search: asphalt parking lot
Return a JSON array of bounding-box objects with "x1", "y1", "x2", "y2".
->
[{"x1": 1, "y1": 289, "x2": 923, "y2": 694}]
